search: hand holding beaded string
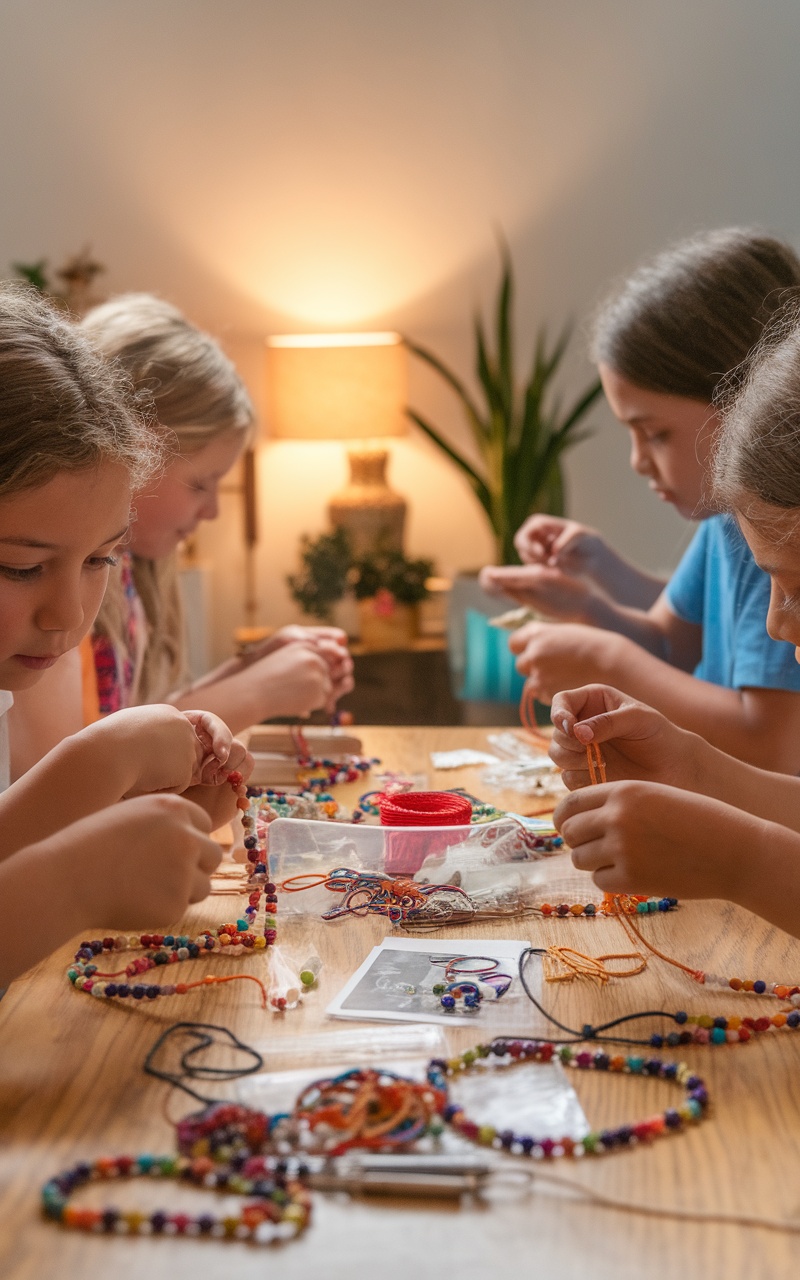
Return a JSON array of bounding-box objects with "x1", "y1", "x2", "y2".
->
[{"x1": 66, "y1": 771, "x2": 278, "y2": 1008}]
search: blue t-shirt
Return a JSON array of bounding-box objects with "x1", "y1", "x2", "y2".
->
[{"x1": 664, "y1": 514, "x2": 800, "y2": 690}]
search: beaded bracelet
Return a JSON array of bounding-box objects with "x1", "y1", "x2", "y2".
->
[
  {"x1": 66, "y1": 772, "x2": 278, "y2": 1007},
  {"x1": 42, "y1": 1152, "x2": 311, "y2": 1243},
  {"x1": 428, "y1": 1038, "x2": 708, "y2": 1158}
]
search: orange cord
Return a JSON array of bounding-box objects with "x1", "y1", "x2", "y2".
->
[
  {"x1": 542, "y1": 945, "x2": 647, "y2": 985},
  {"x1": 611, "y1": 898, "x2": 704, "y2": 982},
  {"x1": 182, "y1": 972, "x2": 269, "y2": 1008}
]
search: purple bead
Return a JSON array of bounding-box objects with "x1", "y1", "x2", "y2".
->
[
  {"x1": 664, "y1": 1108, "x2": 681, "y2": 1129},
  {"x1": 150, "y1": 1211, "x2": 167, "y2": 1233},
  {"x1": 519, "y1": 1137, "x2": 534, "y2": 1155},
  {"x1": 499, "y1": 1130, "x2": 515, "y2": 1150},
  {"x1": 593, "y1": 1053, "x2": 610, "y2": 1071},
  {"x1": 117, "y1": 984, "x2": 130, "y2": 998},
  {"x1": 787, "y1": 1011, "x2": 800, "y2": 1027}
]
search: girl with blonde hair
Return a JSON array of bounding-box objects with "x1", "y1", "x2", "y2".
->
[
  {"x1": 11, "y1": 294, "x2": 352, "y2": 771},
  {"x1": 0, "y1": 283, "x2": 251, "y2": 986}
]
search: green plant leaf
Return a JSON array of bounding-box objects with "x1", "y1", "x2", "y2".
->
[
  {"x1": 558, "y1": 378, "x2": 604, "y2": 435},
  {"x1": 495, "y1": 250, "x2": 513, "y2": 422},
  {"x1": 406, "y1": 408, "x2": 493, "y2": 517},
  {"x1": 403, "y1": 337, "x2": 489, "y2": 445}
]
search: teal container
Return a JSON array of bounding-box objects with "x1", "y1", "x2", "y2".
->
[{"x1": 460, "y1": 608, "x2": 527, "y2": 703}]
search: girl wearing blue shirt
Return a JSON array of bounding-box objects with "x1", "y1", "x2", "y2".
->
[{"x1": 483, "y1": 228, "x2": 800, "y2": 771}]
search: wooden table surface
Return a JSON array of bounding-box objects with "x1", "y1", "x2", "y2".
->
[{"x1": 2, "y1": 725, "x2": 800, "y2": 1280}]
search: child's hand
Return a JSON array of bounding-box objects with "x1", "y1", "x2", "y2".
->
[
  {"x1": 85, "y1": 705, "x2": 214, "y2": 798},
  {"x1": 182, "y1": 710, "x2": 252, "y2": 786},
  {"x1": 252, "y1": 641, "x2": 334, "y2": 717},
  {"x1": 514, "y1": 515, "x2": 606, "y2": 574},
  {"x1": 554, "y1": 779, "x2": 759, "y2": 901},
  {"x1": 509, "y1": 623, "x2": 622, "y2": 704},
  {"x1": 76, "y1": 793, "x2": 222, "y2": 927},
  {"x1": 549, "y1": 683, "x2": 700, "y2": 790},
  {"x1": 479, "y1": 562, "x2": 603, "y2": 623}
]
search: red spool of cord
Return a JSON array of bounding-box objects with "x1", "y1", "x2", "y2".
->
[
  {"x1": 378, "y1": 791, "x2": 473, "y2": 827},
  {"x1": 379, "y1": 791, "x2": 472, "y2": 874}
]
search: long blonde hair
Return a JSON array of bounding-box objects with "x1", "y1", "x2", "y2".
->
[{"x1": 84, "y1": 294, "x2": 253, "y2": 703}]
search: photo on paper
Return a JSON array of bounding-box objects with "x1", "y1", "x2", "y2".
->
[{"x1": 326, "y1": 936, "x2": 528, "y2": 1026}]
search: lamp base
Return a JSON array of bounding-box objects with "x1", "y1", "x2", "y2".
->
[{"x1": 327, "y1": 447, "x2": 406, "y2": 555}]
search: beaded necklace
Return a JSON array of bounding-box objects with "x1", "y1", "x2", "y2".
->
[
  {"x1": 43, "y1": 1023, "x2": 708, "y2": 1245},
  {"x1": 428, "y1": 1037, "x2": 708, "y2": 1158},
  {"x1": 66, "y1": 772, "x2": 278, "y2": 1008},
  {"x1": 518, "y1": 946, "x2": 800, "y2": 1048}
]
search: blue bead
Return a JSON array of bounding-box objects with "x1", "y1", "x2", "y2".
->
[
  {"x1": 675, "y1": 1010, "x2": 688, "y2": 1024},
  {"x1": 753, "y1": 980, "x2": 767, "y2": 994},
  {"x1": 787, "y1": 1011, "x2": 800, "y2": 1027},
  {"x1": 713, "y1": 1016, "x2": 727, "y2": 1028}
]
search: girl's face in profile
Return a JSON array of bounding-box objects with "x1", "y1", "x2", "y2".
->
[
  {"x1": 0, "y1": 463, "x2": 131, "y2": 690},
  {"x1": 599, "y1": 364, "x2": 717, "y2": 521},
  {"x1": 129, "y1": 430, "x2": 245, "y2": 560},
  {"x1": 738, "y1": 502, "x2": 800, "y2": 660}
]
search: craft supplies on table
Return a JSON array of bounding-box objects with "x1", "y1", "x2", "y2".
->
[{"x1": 324, "y1": 936, "x2": 527, "y2": 1028}]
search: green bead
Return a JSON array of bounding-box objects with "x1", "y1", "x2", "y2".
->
[
  {"x1": 432, "y1": 983, "x2": 445, "y2": 995},
  {"x1": 582, "y1": 1133, "x2": 600, "y2": 1153},
  {"x1": 462, "y1": 1049, "x2": 477, "y2": 1065}
]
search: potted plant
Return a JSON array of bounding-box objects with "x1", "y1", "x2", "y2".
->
[
  {"x1": 351, "y1": 547, "x2": 433, "y2": 650},
  {"x1": 405, "y1": 247, "x2": 602, "y2": 564},
  {"x1": 287, "y1": 531, "x2": 433, "y2": 650}
]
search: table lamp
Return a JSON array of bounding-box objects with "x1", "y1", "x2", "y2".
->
[{"x1": 265, "y1": 331, "x2": 408, "y2": 555}]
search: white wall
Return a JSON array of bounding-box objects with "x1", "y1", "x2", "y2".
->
[{"x1": 3, "y1": 0, "x2": 800, "y2": 661}]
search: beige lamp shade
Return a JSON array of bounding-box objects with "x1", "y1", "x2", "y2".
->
[{"x1": 265, "y1": 331, "x2": 407, "y2": 440}]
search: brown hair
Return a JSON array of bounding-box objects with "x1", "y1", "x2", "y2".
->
[
  {"x1": 0, "y1": 282, "x2": 160, "y2": 498},
  {"x1": 591, "y1": 228, "x2": 800, "y2": 401},
  {"x1": 712, "y1": 298, "x2": 800, "y2": 520},
  {"x1": 83, "y1": 294, "x2": 253, "y2": 703}
]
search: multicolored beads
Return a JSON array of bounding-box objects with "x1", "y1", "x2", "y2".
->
[
  {"x1": 427, "y1": 1038, "x2": 709, "y2": 1157},
  {"x1": 537, "y1": 895, "x2": 678, "y2": 919},
  {"x1": 647, "y1": 1007, "x2": 800, "y2": 1047},
  {"x1": 66, "y1": 771, "x2": 276, "y2": 1006},
  {"x1": 42, "y1": 1152, "x2": 311, "y2": 1243}
]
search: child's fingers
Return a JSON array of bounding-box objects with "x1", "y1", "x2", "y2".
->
[
  {"x1": 572, "y1": 704, "x2": 658, "y2": 747},
  {"x1": 184, "y1": 710, "x2": 231, "y2": 765},
  {"x1": 553, "y1": 784, "x2": 609, "y2": 829},
  {"x1": 570, "y1": 840, "x2": 616, "y2": 876},
  {"x1": 188, "y1": 870, "x2": 214, "y2": 904},
  {"x1": 558, "y1": 804, "x2": 609, "y2": 852}
]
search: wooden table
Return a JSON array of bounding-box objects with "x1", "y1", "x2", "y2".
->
[{"x1": 2, "y1": 726, "x2": 800, "y2": 1279}]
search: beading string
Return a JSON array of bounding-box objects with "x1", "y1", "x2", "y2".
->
[{"x1": 143, "y1": 1021, "x2": 265, "y2": 1106}]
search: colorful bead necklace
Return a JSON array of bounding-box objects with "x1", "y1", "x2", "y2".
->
[
  {"x1": 428, "y1": 1037, "x2": 709, "y2": 1158},
  {"x1": 613, "y1": 898, "x2": 800, "y2": 1006},
  {"x1": 517, "y1": 947, "x2": 800, "y2": 1047},
  {"x1": 66, "y1": 772, "x2": 278, "y2": 1008},
  {"x1": 42, "y1": 1152, "x2": 311, "y2": 1244},
  {"x1": 294, "y1": 753, "x2": 377, "y2": 793}
]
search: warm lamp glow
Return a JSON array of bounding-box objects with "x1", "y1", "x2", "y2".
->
[{"x1": 265, "y1": 331, "x2": 407, "y2": 440}]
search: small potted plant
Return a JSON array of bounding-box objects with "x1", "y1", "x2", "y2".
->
[
  {"x1": 351, "y1": 547, "x2": 433, "y2": 650},
  {"x1": 288, "y1": 531, "x2": 434, "y2": 650}
]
